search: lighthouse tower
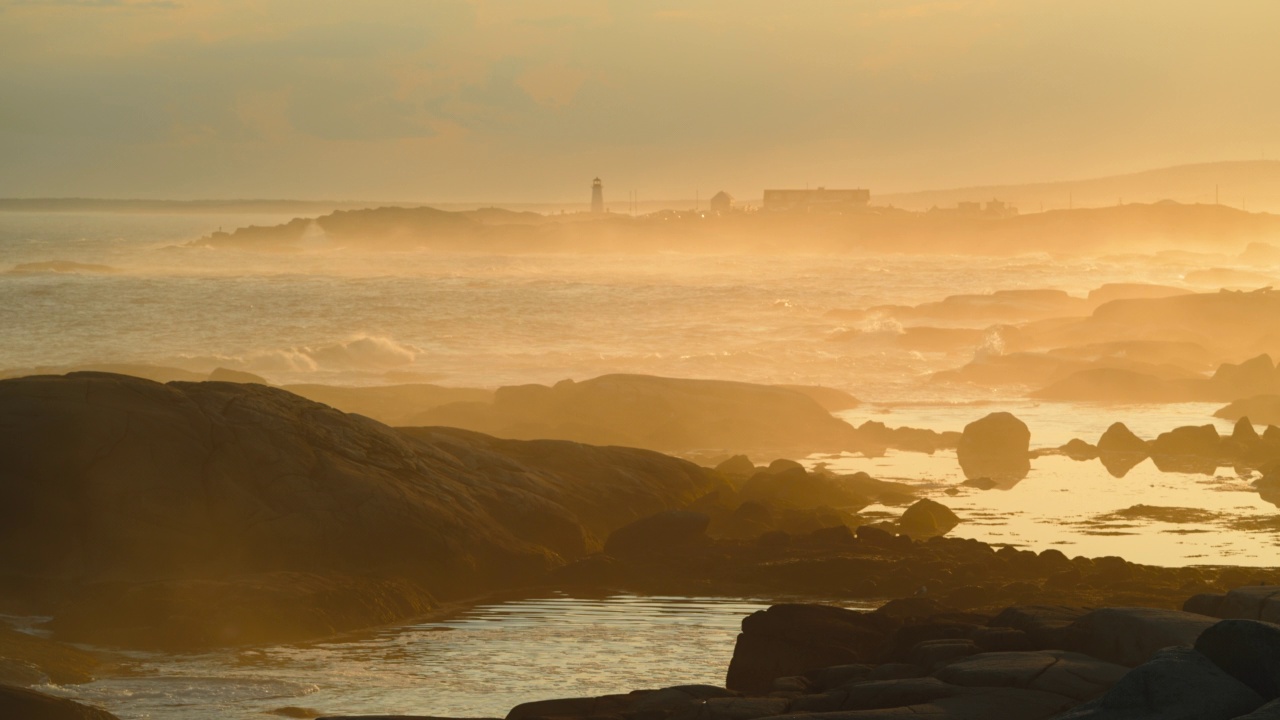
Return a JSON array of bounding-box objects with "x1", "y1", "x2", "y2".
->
[{"x1": 591, "y1": 177, "x2": 604, "y2": 214}]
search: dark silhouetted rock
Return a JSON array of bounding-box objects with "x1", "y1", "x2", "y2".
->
[
  {"x1": 1054, "y1": 647, "x2": 1264, "y2": 720},
  {"x1": 1065, "y1": 607, "x2": 1218, "y2": 666},
  {"x1": 604, "y1": 510, "x2": 710, "y2": 557},
  {"x1": 897, "y1": 499, "x2": 961, "y2": 539},
  {"x1": 1235, "y1": 417, "x2": 1264, "y2": 444},
  {"x1": 0, "y1": 685, "x2": 119, "y2": 720},
  {"x1": 956, "y1": 412, "x2": 1030, "y2": 485},
  {"x1": 725, "y1": 604, "x2": 889, "y2": 694},
  {"x1": 1151, "y1": 424, "x2": 1221, "y2": 458},
  {"x1": 715, "y1": 455, "x2": 757, "y2": 478},
  {"x1": 0, "y1": 373, "x2": 715, "y2": 648},
  {"x1": 1195, "y1": 619, "x2": 1280, "y2": 700},
  {"x1": 1060, "y1": 438, "x2": 1099, "y2": 460},
  {"x1": 1096, "y1": 422, "x2": 1148, "y2": 454}
]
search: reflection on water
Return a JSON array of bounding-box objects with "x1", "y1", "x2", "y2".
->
[
  {"x1": 49, "y1": 594, "x2": 876, "y2": 720},
  {"x1": 817, "y1": 402, "x2": 1279, "y2": 565}
]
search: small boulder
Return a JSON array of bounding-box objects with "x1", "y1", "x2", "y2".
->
[
  {"x1": 1061, "y1": 438, "x2": 1099, "y2": 460},
  {"x1": 1096, "y1": 422, "x2": 1149, "y2": 454},
  {"x1": 897, "y1": 498, "x2": 961, "y2": 539}
]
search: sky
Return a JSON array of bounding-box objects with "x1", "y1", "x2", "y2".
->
[{"x1": 2, "y1": 0, "x2": 1279, "y2": 202}]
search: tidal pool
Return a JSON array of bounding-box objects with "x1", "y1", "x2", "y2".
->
[{"x1": 47, "y1": 594, "x2": 877, "y2": 720}]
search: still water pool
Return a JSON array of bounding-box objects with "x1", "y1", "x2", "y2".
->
[{"x1": 47, "y1": 594, "x2": 877, "y2": 720}]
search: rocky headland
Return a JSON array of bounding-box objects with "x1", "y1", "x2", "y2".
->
[
  {"x1": 3, "y1": 372, "x2": 1280, "y2": 720},
  {"x1": 185, "y1": 202, "x2": 1280, "y2": 257}
]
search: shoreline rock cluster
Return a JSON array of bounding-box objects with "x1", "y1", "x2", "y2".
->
[
  {"x1": 300, "y1": 585, "x2": 1280, "y2": 720},
  {"x1": 1036, "y1": 416, "x2": 1280, "y2": 480}
]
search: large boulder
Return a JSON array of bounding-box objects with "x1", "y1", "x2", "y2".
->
[
  {"x1": 725, "y1": 604, "x2": 891, "y2": 694},
  {"x1": 1195, "y1": 619, "x2": 1280, "y2": 700},
  {"x1": 0, "y1": 373, "x2": 716, "y2": 647},
  {"x1": 1064, "y1": 608, "x2": 1218, "y2": 667},
  {"x1": 1053, "y1": 647, "x2": 1264, "y2": 720},
  {"x1": 956, "y1": 412, "x2": 1031, "y2": 486}
]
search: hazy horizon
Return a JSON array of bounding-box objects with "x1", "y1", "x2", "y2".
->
[{"x1": 3, "y1": 1, "x2": 1279, "y2": 202}]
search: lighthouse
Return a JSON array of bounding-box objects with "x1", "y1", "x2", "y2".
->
[{"x1": 591, "y1": 177, "x2": 604, "y2": 214}]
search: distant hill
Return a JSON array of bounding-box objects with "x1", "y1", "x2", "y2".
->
[{"x1": 875, "y1": 161, "x2": 1280, "y2": 214}]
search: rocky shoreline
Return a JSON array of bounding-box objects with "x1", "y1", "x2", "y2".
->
[
  {"x1": 4, "y1": 372, "x2": 1280, "y2": 720},
  {"x1": 296, "y1": 584, "x2": 1280, "y2": 720}
]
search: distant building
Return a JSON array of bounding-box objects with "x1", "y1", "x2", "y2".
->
[
  {"x1": 984, "y1": 199, "x2": 1017, "y2": 217},
  {"x1": 949, "y1": 199, "x2": 1018, "y2": 218},
  {"x1": 709, "y1": 191, "x2": 734, "y2": 213},
  {"x1": 762, "y1": 187, "x2": 870, "y2": 212},
  {"x1": 591, "y1": 178, "x2": 604, "y2": 214}
]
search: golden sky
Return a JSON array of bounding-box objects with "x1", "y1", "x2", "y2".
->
[{"x1": 1, "y1": 0, "x2": 1277, "y2": 201}]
